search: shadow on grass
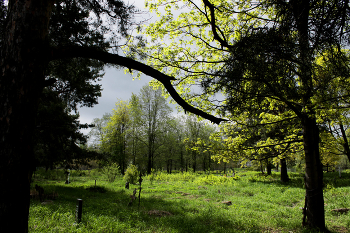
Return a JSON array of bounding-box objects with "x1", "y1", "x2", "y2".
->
[
  {"x1": 30, "y1": 183, "x2": 265, "y2": 233},
  {"x1": 246, "y1": 171, "x2": 350, "y2": 189}
]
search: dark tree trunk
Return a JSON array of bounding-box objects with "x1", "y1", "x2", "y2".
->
[
  {"x1": 302, "y1": 116, "x2": 326, "y2": 231},
  {"x1": 180, "y1": 149, "x2": 184, "y2": 171},
  {"x1": 202, "y1": 157, "x2": 206, "y2": 171},
  {"x1": 0, "y1": 1, "x2": 55, "y2": 232},
  {"x1": 208, "y1": 152, "x2": 211, "y2": 171},
  {"x1": 169, "y1": 159, "x2": 172, "y2": 174},
  {"x1": 292, "y1": 0, "x2": 327, "y2": 229},
  {"x1": 166, "y1": 159, "x2": 172, "y2": 174},
  {"x1": 147, "y1": 140, "x2": 153, "y2": 174},
  {"x1": 280, "y1": 158, "x2": 289, "y2": 182},
  {"x1": 192, "y1": 151, "x2": 196, "y2": 172},
  {"x1": 260, "y1": 161, "x2": 264, "y2": 174},
  {"x1": 339, "y1": 122, "x2": 350, "y2": 163},
  {"x1": 266, "y1": 160, "x2": 272, "y2": 175}
]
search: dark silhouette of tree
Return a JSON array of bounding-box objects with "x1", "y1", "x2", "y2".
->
[{"x1": 0, "y1": 1, "x2": 225, "y2": 232}]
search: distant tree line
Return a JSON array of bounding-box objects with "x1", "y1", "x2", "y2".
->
[{"x1": 89, "y1": 84, "x2": 218, "y2": 174}]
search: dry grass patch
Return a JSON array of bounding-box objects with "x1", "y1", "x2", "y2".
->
[{"x1": 148, "y1": 210, "x2": 173, "y2": 217}]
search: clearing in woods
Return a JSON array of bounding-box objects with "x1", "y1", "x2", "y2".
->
[{"x1": 29, "y1": 169, "x2": 350, "y2": 232}]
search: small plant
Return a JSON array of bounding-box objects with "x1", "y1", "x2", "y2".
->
[
  {"x1": 123, "y1": 164, "x2": 139, "y2": 184},
  {"x1": 149, "y1": 168, "x2": 156, "y2": 185},
  {"x1": 102, "y1": 163, "x2": 120, "y2": 182}
]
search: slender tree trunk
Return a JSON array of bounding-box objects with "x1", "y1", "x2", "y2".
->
[
  {"x1": 0, "y1": 1, "x2": 55, "y2": 232},
  {"x1": 280, "y1": 158, "x2": 289, "y2": 182},
  {"x1": 302, "y1": 116, "x2": 326, "y2": 231},
  {"x1": 266, "y1": 160, "x2": 272, "y2": 175},
  {"x1": 147, "y1": 138, "x2": 152, "y2": 174},
  {"x1": 180, "y1": 149, "x2": 184, "y2": 172},
  {"x1": 208, "y1": 152, "x2": 211, "y2": 171},
  {"x1": 203, "y1": 157, "x2": 206, "y2": 171},
  {"x1": 339, "y1": 122, "x2": 350, "y2": 163},
  {"x1": 192, "y1": 151, "x2": 196, "y2": 172}
]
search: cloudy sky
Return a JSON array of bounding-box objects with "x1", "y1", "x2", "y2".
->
[
  {"x1": 78, "y1": 2, "x2": 179, "y2": 132},
  {"x1": 78, "y1": 69, "x2": 153, "y2": 125}
]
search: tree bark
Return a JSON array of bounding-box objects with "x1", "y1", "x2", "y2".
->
[
  {"x1": 0, "y1": 1, "x2": 55, "y2": 232},
  {"x1": 302, "y1": 116, "x2": 327, "y2": 231},
  {"x1": 339, "y1": 122, "x2": 350, "y2": 163},
  {"x1": 292, "y1": 0, "x2": 327, "y2": 229},
  {"x1": 192, "y1": 151, "x2": 197, "y2": 172},
  {"x1": 266, "y1": 160, "x2": 272, "y2": 175},
  {"x1": 280, "y1": 158, "x2": 289, "y2": 182}
]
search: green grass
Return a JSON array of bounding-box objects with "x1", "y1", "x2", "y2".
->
[{"x1": 29, "y1": 169, "x2": 350, "y2": 232}]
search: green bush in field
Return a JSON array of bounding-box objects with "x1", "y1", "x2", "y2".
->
[
  {"x1": 123, "y1": 164, "x2": 139, "y2": 184},
  {"x1": 148, "y1": 168, "x2": 156, "y2": 184},
  {"x1": 152, "y1": 171, "x2": 197, "y2": 182},
  {"x1": 102, "y1": 163, "x2": 120, "y2": 182},
  {"x1": 195, "y1": 174, "x2": 240, "y2": 185}
]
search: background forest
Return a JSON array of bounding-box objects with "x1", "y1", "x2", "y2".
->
[{"x1": 83, "y1": 82, "x2": 350, "y2": 180}]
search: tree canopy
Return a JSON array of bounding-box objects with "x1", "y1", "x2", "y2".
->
[{"x1": 141, "y1": 0, "x2": 350, "y2": 230}]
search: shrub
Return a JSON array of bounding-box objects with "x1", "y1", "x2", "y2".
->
[
  {"x1": 148, "y1": 168, "x2": 156, "y2": 185},
  {"x1": 102, "y1": 163, "x2": 120, "y2": 182},
  {"x1": 195, "y1": 174, "x2": 240, "y2": 185},
  {"x1": 123, "y1": 164, "x2": 139, "y2": 184}
]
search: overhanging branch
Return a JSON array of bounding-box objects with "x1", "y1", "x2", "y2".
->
[{"x1": 50, "y1": 46, "x2": 227, "y2": 124}]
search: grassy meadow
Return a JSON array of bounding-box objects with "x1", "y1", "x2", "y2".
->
[{"x1": 29, "y1": 169, "x2": 350, "y2": 233}]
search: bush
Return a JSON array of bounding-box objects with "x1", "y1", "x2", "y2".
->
[
  {"x1": 102, "y1": 163, "x2": 120, "y2": 182},
  {"x1": 195, "y1": 174, "x2": 240, "y2": 185},
  {"x1": 123, "y1": 164, "x2": 139, "y2": 184},
  {"x1": 148, "y1": 168, "x2": 156, "y2": 184}
]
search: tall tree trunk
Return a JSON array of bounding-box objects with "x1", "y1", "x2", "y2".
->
[
  {"x1": 339, "y1": 122, "x2": 350, "y2": 163},
  {"x1": 266, "y1": 160, "x2": 272, "y2": 175},
  {"x1": 203, "y1": 157, "x2": 206, "y2": 171},
  {"x1": 180, "y1": 149, "x2": 184, "y2": 172},
  {"x1": 0, "y1": 1, "x2": 55, "y2": 232},
  {"x1": 292, "y1": 0, "x2": 327, "y2": 229},
  {"x1": 192, "y1": 151, "x2": 196, "y2": 172},
  {"x1": 280, "y1": 158, "x2": 289, "y2": 182},
  {"x1": 147, "y1": 138, "x2": 152, "y2": 174},
  {"x1": 302, "y1": 116, "x2": 326, "y2": 231},
  {"x1": 208, "y1": 151, "x2": 211, "y2": 172}
]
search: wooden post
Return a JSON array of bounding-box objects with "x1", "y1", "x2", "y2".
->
[{"x1": 76, "y1": 199, "x2": 83, "y2": 223}]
